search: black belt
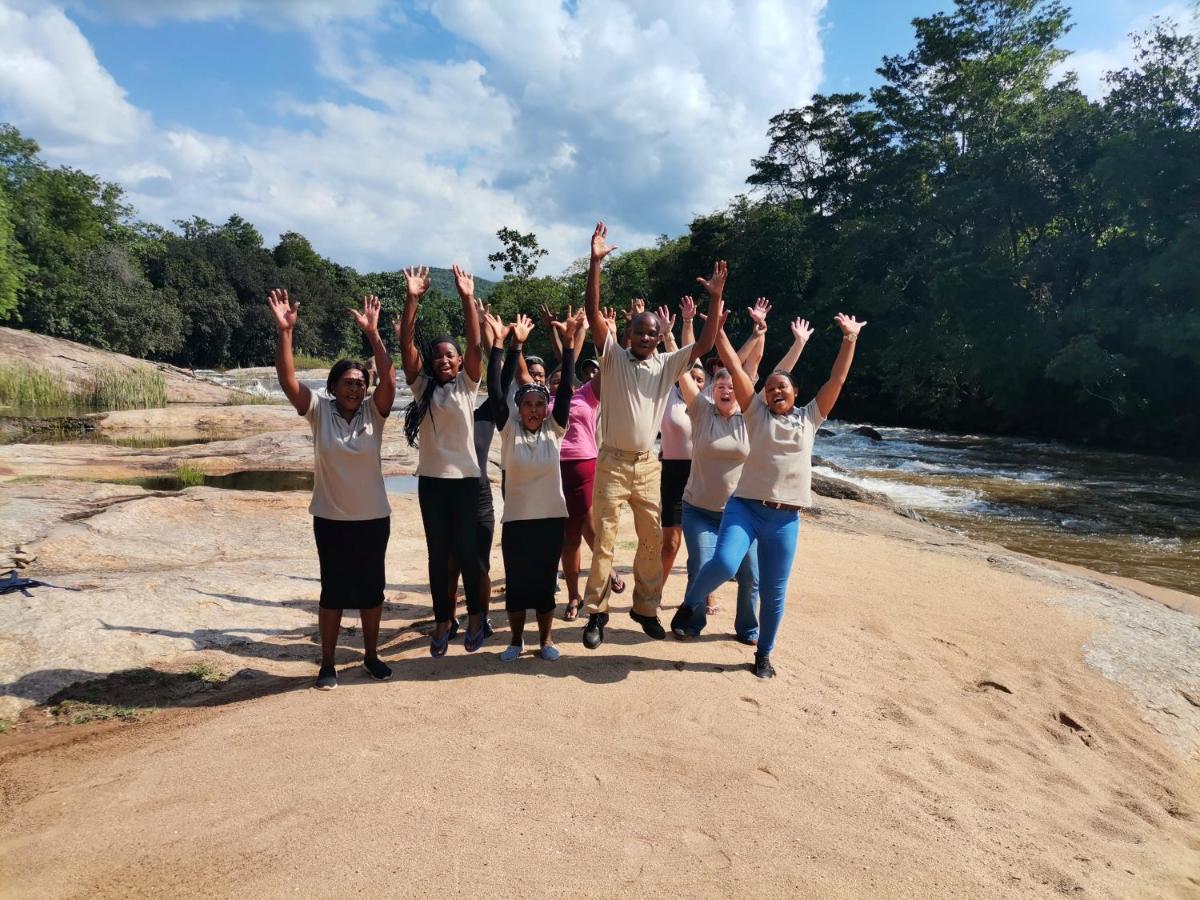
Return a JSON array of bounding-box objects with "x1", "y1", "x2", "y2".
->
[{"x1": 757, "y1": 499, "x2": 802, "y2": 512}]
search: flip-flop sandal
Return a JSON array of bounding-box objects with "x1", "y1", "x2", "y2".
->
[
  {"x1": 430, "y1": 627, "x2": 451, "y2": 658},
  {"x1": 564, "y1": 597, "x2": 583, "y2": 621},
  {"x1": 464, "y1": 625, "x2": 487, "y2": 653},
  {"x1": 706, "y1": 605, "x2": 721, "y2": 615},
  {"x1": 609, "y1": 574, "x2": 626, "y2": 594}
]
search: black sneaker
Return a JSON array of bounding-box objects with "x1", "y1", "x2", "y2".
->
[
  {"x1": 630, "y1": 610, "x2": 666, "y2": 640},
  {"x1": 363, "y1": 657, "x2": 392, "y2": 681},
  {"x1": 315, "y1": 665, "x2": 338, "y2": 690},
  {"x1": 670, "y1": 605, "x2": 693, "y2": 639},
  {"x1": 583, "y1": 613, "x2": 609, "y2": 650},
  {"x1": 753, "y1": 653, "x2": 775, "y2": 679}
]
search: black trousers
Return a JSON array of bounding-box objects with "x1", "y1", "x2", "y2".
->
[
  {"x1": 418, "y1": 475, "x2": 482, "y2": 623},
  {"x1": 501, "y1": 517, "x2": 566, "y2": 614}
]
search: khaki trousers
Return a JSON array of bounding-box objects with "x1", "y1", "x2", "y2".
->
[{"x1": 583, "y1": 446, "x2": 663, "y2": 617}]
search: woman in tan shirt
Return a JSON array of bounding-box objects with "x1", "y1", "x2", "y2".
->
[
  {"x1": 676, "y1": 312, "x2": 867, "y2": 679},
  {"x1": 268, "y1": 289, "x2": 397, "y2": 691}
]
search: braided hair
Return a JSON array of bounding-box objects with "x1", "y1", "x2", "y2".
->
[{"x1": 402, "y1": 335, "x2": 461, "y2": 447}]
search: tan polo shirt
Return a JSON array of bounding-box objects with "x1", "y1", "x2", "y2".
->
[
  {"x1": 500, "y1": 398, "x2": 567, "y2": 523},
  {"x1": 304, "y1": 392, "x2": 391, "y2": 521},
  {"x1": 597, "y1": 330, "x2": 694, "y2": 452},
  {"x1": 733, "y1": 396, "x2": 826, "y2": 507},
  {"x1": 682, "y1": 395, "x2": 749, "y2": 512},
  {"x1": 409, "y1": 370, "x2": 481, "y2": 478}
]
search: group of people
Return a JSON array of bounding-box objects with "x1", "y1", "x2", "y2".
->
[{"x1": 269, "y1": 223, "x2": 866, "y2": 689}]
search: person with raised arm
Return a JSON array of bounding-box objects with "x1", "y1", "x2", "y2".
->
[
  {"x1": 675, "y1": 311, "x2": 865, "y2": 678},
  {"x1": 658, "y1": 296, "x2": 772, "y2": 598},
  {"x1": 671, "y1": 312, "x2": 814, "y2": 645},
  {"x1": 268, "y1": 289, "x2": 397, "y2": 691},
  {"x1": 578, "y1": 221, "x2": 725, "y2": 649},
  {"x1": 396, "y1": 264, "x2": 488, "y2": 658},
  {"x1": 486, "y1": 308, "x2": 582, "y2": 660}
]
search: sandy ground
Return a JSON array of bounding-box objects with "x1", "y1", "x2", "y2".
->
[{"x1": 1, "y1": 479, "x2": 1198, "y2": 898}]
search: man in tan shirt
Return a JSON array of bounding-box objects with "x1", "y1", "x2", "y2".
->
[{"x1": 581, "y1": 221, "x2": 726, "y2": 648}]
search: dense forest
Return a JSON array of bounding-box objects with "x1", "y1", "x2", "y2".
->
[{"x1": 1, "y1": 0, "x2": 1197, "y2": 454}]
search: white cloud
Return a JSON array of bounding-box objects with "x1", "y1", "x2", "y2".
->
[
  {"x1": 0, "y1": 2, "x2": 149, "y2": 144},
  {"x1": 0, "y1": 0, "x2": 826, "y2": 275},
  {"x1": 79, "y1": 0, "x2": 392, "y2": 27},
  {"x1": 1058, "y1": 2, "x2": 1194, "y2": 99}
]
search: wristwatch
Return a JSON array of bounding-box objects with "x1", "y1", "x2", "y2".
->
[{"x1": 843, "y1": 333, "x2": 857, "y2": 344}]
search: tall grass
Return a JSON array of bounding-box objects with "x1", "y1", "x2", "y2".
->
[
  {"x1": 175, "y1": 463, "x2": 205, "y2": 487},
  {"x1": 292, "y1": 353, "x2": 335, "y2": 370},
  {"x1": 223, "y1": 391, "x2": 286, "y2": 406},
  {"x1": 0, "y1": 365, "x2": 167, "y2": 411}
]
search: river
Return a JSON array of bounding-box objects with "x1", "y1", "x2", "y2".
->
[{"x1": 69, "y1": 370, "x2": 1200, "y2": 597}]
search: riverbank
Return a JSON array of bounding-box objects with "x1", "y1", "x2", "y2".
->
[{"x1": 0, "y1": 439, "x2": 1197, "y2": 895}]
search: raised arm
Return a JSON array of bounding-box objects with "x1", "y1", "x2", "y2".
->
[
  {"x1": 654, "y1": 305, "x2": 678, "y2": 352},
  {"x1": 350, "y1": 294, "x2": 396, "y2": 417},
  {"x1": 814, "y1": 314, "x2": 866, "y2": 418},
  {"x1": 677, "y1": 366, "x2": 703, "y2": 410},
  {"x1": 680, "y1": 295, "x2": 697, "y2": 347},
  {"x1": 585, "y1": 222, "x2": 617, "y2": 347},
  {"x1": 484, "y1": 311, "x2": 511, "y2": 429},
  {"x1": 570, "y1": 305, "x2": 590, "y2": 358},
  {"x1": 690, "y1": 260, "x2": 728, "y2": 364},
  {"x1": 775, "y1": 316, "x2": 815, "y2": 374},
  {"x1": 452, "y1": 265, "x2": 482, "y2": 382},
  {"x1": 552, "y1": 309, "x2": 584, "y2": 428},
  {"x1": 712, "y1": 315, "x2": 755, "y2": 411},
  {"x1": 268, "y1": 289, "x2": 312, "y2": 415},
  {"x1": 396, "y1": 266, "x2": 429, "y2": 384},
  {"x1": 621, "y1": 297, "x2": 644, "y2": 350},
  {"x1": 538, "y1": 303, "x2": 564, "y2": 362},
  {"x1": 509, "y1": 313, "x2": 535, "y2": 386},
  {"x1": 742, "y1": 297, "x2": 771, "y2": 382}
]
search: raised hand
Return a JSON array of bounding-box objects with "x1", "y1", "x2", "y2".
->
[
  {"x1": 451, "y1": 264, "x2": 475, "y2": 300},
  {"x1": 791, "y1": 317, "x2": 814, "y2": 345},
  {"x1": 654, "y1": 305, "x2": 676, "y2": 335},
  {"x1": 537, "y1": 302, "x2": 555, "y2": 330},
  {"x1": 624, "y1": 297, "x2": 646, "y2": 323},
  {"x1": 679, "y1": 295, "x2": 697, "y2": 322},
  {"x1": 747, "y1": 297, "x2": 772, "y2": 334},
  {"x1": 403, "y1": 266, "x2": 431, "y2": 299},
  {"x1": 350, "y1": 294, "x2": 382, "y2": 334},
  {"x1": 834, "y1": 313, "x2": 867, "y2": 337},
  {"x1": 510, "y1": 312, "x2": 535, "y2": 344},
  {"x1": 591, "y1": 221, "x2": 618, "y2": 263},
  {"x1": 557, "y1": 306, "x2": 587, "y2": 343},
  {"x1": 267, "y1": 288, "x2": 298, "y2": 332},
  {"x1": 696, "y1": 260, "x2": 728, "y2": 298},
  {"x1": 483, "y1": 309, "x2": 508, "y2": 347},
  {"x1": 601, "y1": 306, "x2": 619, "y2": 333}
]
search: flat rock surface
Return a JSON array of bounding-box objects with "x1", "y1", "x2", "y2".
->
[
  {"x1": 0, "y1": 326, "x2": 239, "y2": 404},
  {"x1": 0, "y1": 476, "x2": 1197, "y2": 898}
]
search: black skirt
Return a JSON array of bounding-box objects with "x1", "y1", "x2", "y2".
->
[
  {"x1": 501, "y1": 517, "x2": 566, "y2": 613},
  {"x1": 313, "y1": 516, "x2": 390, "y2": 609}
]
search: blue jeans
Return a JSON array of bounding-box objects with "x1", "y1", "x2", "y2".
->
[
  {"x1": 681, "y1": 496, "x2": 799, "y2": 654},
  {"x1": 681, "y1": 502, "x2": 760, "y2": 640}
]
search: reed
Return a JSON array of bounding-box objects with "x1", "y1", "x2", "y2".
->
[
  {"x1": 175, "y1": 463, "x2": 206, "y2": 487},
  {"x1": 223, "y1": 391, "x2": 285, "y2": 406},
  {"x1": 0, "y1": 365, "x2": 167, "y2": 411},
  {"x1": 292, "y1": 353, "x2": 335, "y2": 370}
]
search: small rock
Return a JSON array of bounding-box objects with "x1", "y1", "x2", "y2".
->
[
  {"x1": 851, "y1": 426, "x2": 884, "y2": 441},
  {"x1": 811, "y1": 473, "x2": 892, "y2": 507}
]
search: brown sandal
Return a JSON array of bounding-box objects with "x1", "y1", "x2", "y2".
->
[{"x1": 565, "y1": 596, "x2": 583, "y2": 621}]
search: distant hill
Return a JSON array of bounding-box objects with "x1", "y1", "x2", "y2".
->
[{"x1": 427, "y1": 267, "x2": 498, "y2": 300}]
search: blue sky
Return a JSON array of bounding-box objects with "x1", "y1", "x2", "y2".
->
[{"x1": 0, "y1": 0, "x2": 1192, "y2": 274}]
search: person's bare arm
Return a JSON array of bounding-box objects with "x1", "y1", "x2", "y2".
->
[
  {"x1": 395, "y1": 266, "x2": 430, "y2": 384},
  {"x1": 775, "y1": 317, "x2": 815, "y2": 374},
  {"x1": 677, "y1": 366, "x2": 702, "y2": 410},
  {"x1": 452, "y1": 265, "x2": 482, "y2": 382},
  {"x1": 538, "y1": 303, "x2": 563, "y2": 362},
  {"x1": 712, "y1": 315, "x2": 756, "y2": 411},
  {"x1": 571, "y1": 305, "x2": 589, "y2": 358},
  {"x1": 689, "y1": 260, "x2": 727, "y2": 364},
  {"x1": 510, "y1": 313, "x2": 535, "y2": 386},
  {"x1": 350, "y1": 294, "x2": 396, "y2": 417},
  {"x1": 741, "y1": 297, "x2": 771, "y2": 382},
  {"x1": 585, "y1": 222, "x2": 617, "y2": 347},
  {"x1": 655, "y1": 305, "x2": 678, "y2": 352},
  {"x1": 267, "y1": 289, "x2": 312, "y2": 415},
  {"x1": 814, "y1": 314, "x2": 866, "y2": 418},
  {"x1": 679, "y1": 295, "x2": 698, "y2": 348}
]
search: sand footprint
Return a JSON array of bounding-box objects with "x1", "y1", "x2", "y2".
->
[{"x1": 681, "y1": 828, "x2": 732, "y2": 871}]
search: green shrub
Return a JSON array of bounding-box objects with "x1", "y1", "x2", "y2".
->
[{"x1": 175, "y1": 463, "x2": 205, "y2": 487}]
